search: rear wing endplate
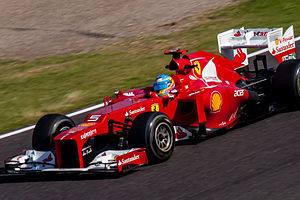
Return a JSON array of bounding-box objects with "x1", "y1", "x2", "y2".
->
[{"x1": 217, "y1": 25, "x2": 296, "y2": 65}]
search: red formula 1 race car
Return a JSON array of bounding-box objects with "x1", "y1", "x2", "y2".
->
[{"x1": 5, "y1": 25, "x2": 300, "y2": 174}]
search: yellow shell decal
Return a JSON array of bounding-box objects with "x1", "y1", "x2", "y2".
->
[
  {"x1": 151, "y1": 103, "x2": 159, "y2": 112},
  {"x1": 211, "y1": 91, "x2": 222, "y2": 112},
  {"x1": 80, "y1": 122, "x2": 96, "y2": 127},
  {"x1": 194, "y1": 61, "x2": 202, "y2": 76},
  {"x1": 68, "y1": 128, "x2": 84, "y2": 132}
]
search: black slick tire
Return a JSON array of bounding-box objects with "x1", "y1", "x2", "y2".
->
[
  {"x1": 273, "y1": 59, "x2": 300, "y2": 105},
  {"x1": 32, "y1": 114, "x2": 75, "y2": 151},
  {"x1": 129, "y1": 112, "x2": 175, "y2": 164}
]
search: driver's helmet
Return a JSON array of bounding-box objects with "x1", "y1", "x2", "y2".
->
[{"x1": 153, "y1": 74, "x2": 175, "y2": 97}]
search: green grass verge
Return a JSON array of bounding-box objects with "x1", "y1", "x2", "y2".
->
[{"x1": 1, "y1": 0, "x2": 300, "y2": 133}]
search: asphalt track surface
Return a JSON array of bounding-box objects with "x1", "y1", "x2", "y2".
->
[{"x1": 1, "y1": 46, "x2": 300, "y2": 199}]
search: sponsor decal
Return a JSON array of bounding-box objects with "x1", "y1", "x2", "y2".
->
[
  {"x1": 282, "y1": 53, "x2": 296, "y2": 61},
  {"x1": 81, "y1": 129, "x2": 97, "y2": 140},
  {"x1": 176, "y1": 128, "x2": 187, "y2": 139},
  {"x1": 272, "y1": 42, "x2": 295, "y2": 55},
  {"x1": 82, "y1": 145, "x2": 92, "y2": 157},
  {"x1": 16, "y1": 156, "x2": 22, "y2": 161},
  {"x1": 189, "y1": 75, "x2": 197, "y2": 80},
  {"x1": 210, "y1": 91, "x2": 222, "y2": 112},
  {"x1": 234, "y1": 48, "x2": 247, "y2": 64},
  {"x1": 123, "y1": 92, "x2": 135, "y2": 97},
  {"x1": 87, "y1": 115, "x2": 102, "y2": 122},
  {"x1": 253, "y1": 31, "x2": 268, "y2": 37},
  {"x1": 188, "y1": 91, "x2": 201, "y2": 96},
  {"x1": 151, "y1": 103, "x2": 159, "y2": 112},
  {"x1": 234, "y1": 31, "x2": 241, "y2": 37},
  {"x1": 125, "y1": 107, "x2": 145, "y2": 117},
  {"x1": 80, "y1": 122, "x2": 96, "y2": 127},
  {"x1": 68, "y1": 127, "x2": 84, "y2": 133},
  {"x1": 118, "y1": 154, "x2": 140, "y2": 166},
  {"x1": 268, "y1": 26, "x2": 296, "y2": 60},
  {"x1": 219, "y1": 122, "x2": 226, "y2": 126},
  {"x1": 234, "y1": 30, "x2": 269, "y2": 37},
  {"x1": 42, "y1": 154, "x2": 52, "y2": 162},
  {"x1": 234, "y1": 89, "x2": 244, "y2": 97}
]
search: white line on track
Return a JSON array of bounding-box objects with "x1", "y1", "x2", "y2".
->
[
  {"x1": 0, "y1": 103, "x2": 104, "y2": 140},
  {"x1": 1, "y1": 36, "x2": 300, "y2": 140}
]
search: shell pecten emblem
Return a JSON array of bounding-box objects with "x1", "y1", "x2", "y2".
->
[{"x1": 211, "y1": 91, "x2": 222, "y2": 112}]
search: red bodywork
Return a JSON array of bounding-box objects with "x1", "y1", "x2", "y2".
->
[{"x1": 54, "y1": 50, "x2": 251, "y2": 168}]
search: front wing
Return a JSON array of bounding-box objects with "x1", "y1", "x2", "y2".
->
[{"x1": 5, "y1": 148, "x2": 148, "y2": 174}]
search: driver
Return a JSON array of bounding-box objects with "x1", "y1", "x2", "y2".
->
[{"x1": 153, "y1": 74, "x2": 175, "y2": 97}]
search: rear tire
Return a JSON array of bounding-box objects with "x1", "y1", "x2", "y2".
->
[
  {"x1": 129, "y1": 112, "x2": 175, "y2": 163},
  {"x1": 32, "y1": 114, "x2": 75, "y2": 151},
  {"x1": 273, "y1": 59, "x2": 300, "y2": 105}
]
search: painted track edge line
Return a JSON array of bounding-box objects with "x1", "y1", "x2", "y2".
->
[
  {"x1": 1, "y1": 36, "x2": 300, "y2": 140},
  {"x1": 0, "y1": 103, "x2": 104, "y2": 140}
]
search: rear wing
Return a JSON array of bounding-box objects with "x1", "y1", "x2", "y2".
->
[{"x1": 217, "y1": 25, "x2": 296, "y2": 65}]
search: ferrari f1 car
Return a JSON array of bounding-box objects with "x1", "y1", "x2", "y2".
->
[{"x1": 5, "y1": 25, "x2": 300, "y2": 174}]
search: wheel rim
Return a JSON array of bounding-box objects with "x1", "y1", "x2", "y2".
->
[{"x1": 154, "y1": 122, "x2": 172, "y2": 152}]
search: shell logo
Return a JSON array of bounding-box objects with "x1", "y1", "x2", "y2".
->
[
  {"x1": 80, "y1": 122, "x2": 96, "y2": 127},
  {"x1": 211, "y1": 91, "x2": 222, "y2": 112}
]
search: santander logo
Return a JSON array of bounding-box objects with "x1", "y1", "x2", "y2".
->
[
  {"x1": 272, "y1": 40, "x2": 295, "y2": 55},
  {"x1": 42, "y1": 154, "x2": 53, "y2": 162},
  {"x1": 234, "y1": 48, "x2": 246, "y2": 64},
  {"x1": 177, "y1": 128, "x2": 187, "y2": 139},
  {"x1": 269, "y1": 26, "x2": 295, "y2": 56},
  {"x1": 234, "y1": 31, "x2": 241, "y2": 37},
  {"x1": 118, "y1": 154, "x2": 140, "y2": 166}
]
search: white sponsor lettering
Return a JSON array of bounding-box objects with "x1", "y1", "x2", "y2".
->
[
  {"x1": 268, "y1": 26, "x2": 295, "y2": 57},
  {"x1": 234, "y1": 89, "x2": 244, "y2": 97},
  {"x1": 189, "y1": 75, "x2": 197, "y2": 80},
  {"x1": 125, "y1": 107, "x2": 145, "y2": 117},
  {"x1": 219, "y1": 122, "x2": 226, "y2": 126},
  {"x1": 282, "y1": 53, "x2": 296, "y2": 61},
  {"x1": 82, "y1": 145, "x2": 92, "y2": 156},
  {"x1": 123, "y1": 92, "x2": 135, "y2": 97},
  {"x1": 274, "y1": 42, "x2": 295, "y2": 54},
  {"x1": 81, "y1": 129, "x2": 97, "y2": 140},
  {"x1": 188, "y1": 91, "x2": 201, "y2": 96},
  {"x1": 118, "y1": 154, "x2": 140, "y2": 166}
]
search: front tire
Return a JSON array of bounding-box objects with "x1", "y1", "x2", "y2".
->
[
  {"x1": 129, "y1": 112, "x2": 175, "y2": 163},
  {"x1": 32, "y1": 114, "x2": 75, "y2": 151}
]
